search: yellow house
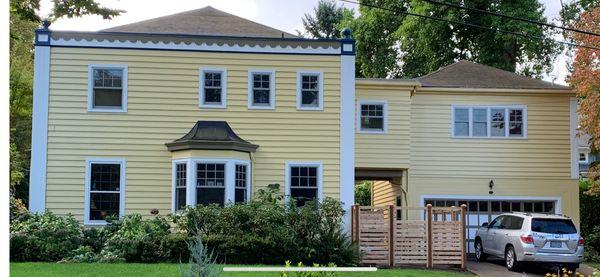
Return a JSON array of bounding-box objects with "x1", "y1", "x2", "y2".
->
[{"x1": 29, "y1": 6, "x2": 579, "y2": 246}]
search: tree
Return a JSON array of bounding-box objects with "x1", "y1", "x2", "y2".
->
[
  {"x1": 9, "y1": 0, "x2": 123, "y2": 204},
  {"x1": 354, "y1": 181, "x2": 372, "y2": 206},
  {"x1": 300, "y1": 0, "x2": 354, "y2": 39},
  {"x1": 352, "y1": 0, "x2": 561, "y2": 78},
  {"x1": 568, "y1": 7, "x2": 600, "y2": 194}
]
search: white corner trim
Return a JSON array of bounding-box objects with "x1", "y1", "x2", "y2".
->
[
  {"x1": 51, "y1": 37, "x2": 341, "y2": 55},
  {"x1": 199, "y1": 67, "x2": 227, "y2": 109},
  {"x1": 87, "y1": 64, "x2": 128, "y2": 113},
  {"x1": 284, "y1": 161, "x2": 324, "y2": 202},
  {"x1": 296, "y1": 70, "x2": 324, "y2": 111},
  {"x1": 419, "y1": 194, "x2": 562, "y2": 215},
  {"x1": 84, "y1": 158, "x2": 126, "y2": 226},
  {"x1": 450, "y1": 105, "x2": 528, "y2": 139},
  {"x1": 570, "y1": 97, "x2": 579, "y2": 179},
  {"x1": 29, "y1": 45, "x2": 50, "y2": 213},
  {"x1": 356, "y1": 99, "x2": 388, "y2": 134},
  {"x1": 340, "y1": 54, "x2": 355, "y2": 232},
  {"x1": 247, "y1": 69, "x2": 276, "y2": 110}
]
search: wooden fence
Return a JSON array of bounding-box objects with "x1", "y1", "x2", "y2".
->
[{"x1": 351, "y1": 204, "x2": 467, "y2": 269}]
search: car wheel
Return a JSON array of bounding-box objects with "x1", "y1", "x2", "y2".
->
[
  {"x1": 475, "y1": 239, "x2": 487, "y2": 262},
  {"x1": 505, "y1": 246, "x2": 520, "y2": 272}
]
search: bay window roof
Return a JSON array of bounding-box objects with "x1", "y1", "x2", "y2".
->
[{"x1": 166, "y1": 121, "x2": 259, "y2": 153}]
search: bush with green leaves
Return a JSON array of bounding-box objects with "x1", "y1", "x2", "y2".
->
[
  {"x1": 10, "y1": 211, "x2": 84, "y2": 262},
  {"x1": 172, "y1": 185, "x2": 358, "y2": 266}
]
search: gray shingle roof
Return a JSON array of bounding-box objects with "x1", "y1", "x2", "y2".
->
[
  {"x1": 418, "y1": 60, "x2": 570, "y2": 90},
  {"x1": 102, "y1": 6, "x2": 296, "y2": 38}
]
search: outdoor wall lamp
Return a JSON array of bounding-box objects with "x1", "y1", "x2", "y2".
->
[{"x1": 489, "y1": 180, "x2": 494, "y2": 195}]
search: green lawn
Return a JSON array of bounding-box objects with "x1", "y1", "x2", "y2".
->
[{"x1": 11, "y1": 263, "x2": 470, "y2": 277}]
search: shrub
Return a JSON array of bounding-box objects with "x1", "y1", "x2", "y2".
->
[
  {"x1": 580, "y1": 184, "x2": 600, "y2": 262},
  {"x1": 103, "y1": 214, "x2": 173, "y2": 262},
  {"x1": 10, "y1": 211, "x2": 84, "y2": 262},
  {"x1": 173, "y1": 186, "x2": 358, "y2": 265}
]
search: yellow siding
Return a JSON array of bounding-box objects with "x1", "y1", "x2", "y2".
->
[
  {"x1": 410, "y1": 91, "x2": 572, "y2": 179},
  {"x1": 355, "y1": 82, "x2": 412, "y2": 169},
  {"x1": 372, "y1": 179, "x2": 403, "y2": 207},
  {"x1": 46, "y1": 47, "x2": 341, "y2": 219}
]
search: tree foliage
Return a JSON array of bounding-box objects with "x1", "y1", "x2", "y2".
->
[
  {"x1": 568, "y1": 7, "x2": 600, "y2": 194},
  {"x1": 352, "y1": 0, "x2": 561, "y2": 78},
  {"x1": 300, "y1": 0, "x2": 354, "y2": 39},
  {"x1": 9, "y1": 0, "x2": 122, "y2": 204}
]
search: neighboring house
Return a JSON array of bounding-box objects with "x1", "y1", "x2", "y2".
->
[
  {"x1": 578, "y1": 131, "x2": 598, "y2": 177},
  {"x1": 29, "y1": 6, "x2": 580, "y2": 250}
]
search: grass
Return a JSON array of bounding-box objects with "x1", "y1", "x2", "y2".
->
[{"x1": 10, "y1": 263, "x2": 471, "y2": 277}]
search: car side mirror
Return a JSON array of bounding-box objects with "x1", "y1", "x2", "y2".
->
[{"x1": 482, "y1": 222, "x2": 489, "y2": 228}]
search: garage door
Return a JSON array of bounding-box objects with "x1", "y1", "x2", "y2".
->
[{"x1": 424, "y1": 198, "x2": 557, "y2": 253}]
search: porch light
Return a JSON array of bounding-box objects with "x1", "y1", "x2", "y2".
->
[{"x1": 488, "y1": 180, "x2": 494, "y2": 195}]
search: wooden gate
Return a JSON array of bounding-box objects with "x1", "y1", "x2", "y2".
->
[{"x1": 351, "y1": 204, "x2": 467, "y2": 269}]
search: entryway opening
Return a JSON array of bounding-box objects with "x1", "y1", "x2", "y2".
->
[{"x1": 354, "y1": 168, "x2": 406, "y2": 207}]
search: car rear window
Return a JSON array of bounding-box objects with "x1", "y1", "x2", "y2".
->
[{"x1": 531, "y1": 218, "x2": 577, "y2": 234}]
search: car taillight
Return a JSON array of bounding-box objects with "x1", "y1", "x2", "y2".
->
[
  {"x1": 520, "y1": 235, "x2": 534, "y2": 244},
  {"x1": 578, "y1": 238, "x2": 585, "y2": 246}
]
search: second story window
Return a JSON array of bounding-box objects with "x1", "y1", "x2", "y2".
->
[
  {"x1": 452, "y1": 106, "x2": 526, "y2": 138},
  {"x1": 248, "y1": 70, "x2": 275, "y2": 109},
  {"x1": 88, "y1": 65, "x2": 127, "y2": 112},
  {"x1": 358, "y1": 100, "x2": 387, "y2": 133},
  {"x1": 297, "y1": 71, "x2": 323, "y2": 110},
  {"x1": 199, "y1": 68, "x2": 227, "y2": 108}
]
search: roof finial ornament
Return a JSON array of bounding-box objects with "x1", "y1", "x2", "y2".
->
[
  {"x1": 41, "y1": 19, "x2": 51, "y2": 30},
  {"x1": 342, "y1": 27, "x2": 351, "y2": 39}
]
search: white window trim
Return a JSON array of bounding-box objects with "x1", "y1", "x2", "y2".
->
[
  {"x1": 199, "y1": 67, "x2": 227, "y2": 109},
  {"x1": 579, "y1": 149, "x2": 590, "y2": 164},
  {"x1": 234, "y1": 162, "x2": 252, "y2": 203},
  {"x1": 357, "y1": 99, "x2": 388, "y2": 134},
  {"x1": 419, "y1": 195, "x2": 562, "y2": 216},
  {"x1": 248, "y1": 69, "x2": 276, "y2": 110},
  {"x1": 84, "y1": 158, "x2": 126, "y2": 226},
  {"x1": 296, "y1": 70, "x2": 324, "y2": 111},
  {"x1": 451, "y1": 105, "x2": 527, "y2": 139},
  {"x1": 87, "y1": 64, "x2": 128, "y2": 113},
  {"x1": 172, "y1": 157, "x2": 250, "y2": 209},
  {"x1": 285, "y1": 161, "x2": 324, "y2": 203},
  {"x1": 171, "y1": 160, "x2": 188, "y2": 212}
]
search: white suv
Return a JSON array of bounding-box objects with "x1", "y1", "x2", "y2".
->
[{"x1": 474, "y1": 213, "x2": 584, "y2": 272}]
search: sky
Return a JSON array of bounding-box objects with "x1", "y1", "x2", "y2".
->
[{"x1": 39, "y1": 0, "x2": 571, "y2": 84}]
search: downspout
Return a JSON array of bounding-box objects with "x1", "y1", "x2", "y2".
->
[{"x1": 249, "y1": 152, "x2": 255, "y2": 199}]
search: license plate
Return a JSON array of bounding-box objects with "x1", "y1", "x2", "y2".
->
[{"x1": 550, "y1": 241, "x2": 562, "y2": 248}]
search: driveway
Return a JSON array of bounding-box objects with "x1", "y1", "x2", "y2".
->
[{"x1": 467, "y1": 257, "x2": 598, "y2": 277}]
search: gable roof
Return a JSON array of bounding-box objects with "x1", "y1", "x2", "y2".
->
[
  {"x1": 102, "y1": 6, "x2": 296, "y2": 38},
  {"x1": 418, "y1": 60, "x2": 570, "y2": 90}
]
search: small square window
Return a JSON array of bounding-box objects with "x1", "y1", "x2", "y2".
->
[
  {"x1": 358, "y1": 101, "x2": 386, "y2": 133},
  {"x1": 88, "y1": 66, "x2": 127, "y2": 112},
  {"x1": 199, "y1": 68, "x2": 227, "y2": 108},
  {"x1": 297, "y1": 72, "x2": 323, "y2": 110}
]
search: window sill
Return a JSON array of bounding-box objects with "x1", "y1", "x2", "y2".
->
[
  {"x1": 248, "y1": 105, "x2": 275, "y2": 110},
  {"x1": 199, "y1": 104, "x2": 227, "y2": 109},
  {"x1": 88, "y1": 108, "x2": 127, "y2": 113},
  {"x1": 451, "y1": 135, "x2": 527, "y2": 140},
  {"x1": 358, "y1": 128, "x2": 386, "y2": 134},
  {"x1": 297, "y1": 106, "x2": 323, "y2": 111}
]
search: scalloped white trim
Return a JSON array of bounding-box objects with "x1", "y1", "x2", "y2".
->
[{"x1": 51, "y1": 38, "x2": 341, "y2": 54}]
